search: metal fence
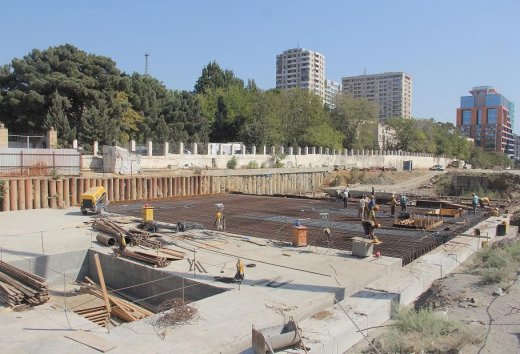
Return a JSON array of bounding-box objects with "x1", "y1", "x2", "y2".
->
[
  {"x1": 0, "y1": 148, "x2": 81, "y2": 176},
  {"x1": 8, "y1": 135, "x2": 46, "y2": 149}
]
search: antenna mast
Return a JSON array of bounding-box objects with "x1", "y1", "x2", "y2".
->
[{"x1": 144, "y1": 53, "x2": 149, "y2": 75}]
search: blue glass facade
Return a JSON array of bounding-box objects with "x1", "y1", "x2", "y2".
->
[
  {"x1": 461, "y1": 110, "x2": 472, "y2": 125},
  {"x1": 487, "y1": 109, "x2": 497, "y2": 124},
  {"x1": 460, "y1": 96, "x2": 474, "y2": 108}
]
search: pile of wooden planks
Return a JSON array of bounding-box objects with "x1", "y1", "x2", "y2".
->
[
  {"x1": 114, "y1": 249, "x2": 170, "y2": 268},
  {"x1": 84, "y1": 282, "x2": 153, "y2": 322},
  {"x1": 75, "y1": 254, "x2": 154, "y2": 326},
  {"x1": 393, "y1": 217, "x2": 443, "y2": 230},
  {"x1": 0, "y1": 261, "x2": 49, "y2": 307},
  {"x1": 74, "y1": 306, "x2": 110, "y2": 327}
]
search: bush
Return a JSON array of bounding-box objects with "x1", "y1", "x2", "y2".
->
[
  {"x1": 246, "y1": 161, "x2": 259, "y2": 169},
  {"x1": 472, "y1": 242, "x2": 519, "y2": 284},
  {"x1": 226, "y1": 156, "x2": 237, "y2": 169},
  {"x1": 0, "y1": 179, "x2": 4, "y2": 199},
  {"x1": 348, "y1": 168, "x2": 366, "y2": 184},
  {"x1": 374, "y1": 308, "x2": 481, "y2": 353}
]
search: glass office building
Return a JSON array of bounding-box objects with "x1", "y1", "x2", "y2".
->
[{"x1": 456, "y1": 86, "x2": 515, "y2": 157}]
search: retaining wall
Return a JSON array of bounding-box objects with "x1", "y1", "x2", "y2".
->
[
  {"x1": 90, "y1": 152, "x2": 453, "y2": 171},
  {"x1": 0, "y1": 168, "x2": 330, "y2": 212}
]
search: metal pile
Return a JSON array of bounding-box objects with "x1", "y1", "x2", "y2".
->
[
  {"x1": 0, "y1": 261, "x2": 49, "y2": 307},
  {"x1": 153, "y1": 298, "x2": 198, "y2": 328}
]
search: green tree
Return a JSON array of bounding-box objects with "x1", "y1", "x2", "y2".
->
[
  {"x1": 0, "y1": 44, "x2": 122, "y2": 137},
  {"x1": 331, "y1": 94, "x2": 378, "y2": 149},
  {"x1": 194, "y1": 61, "x2": 244, "y2": 94},
  {"x1": 43, "y1": 91, "x2": 75, "y2": 146}
]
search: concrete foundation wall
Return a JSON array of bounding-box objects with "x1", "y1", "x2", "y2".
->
[
  {"x1": 7, "y1": 249, "x2": 89, "y2": 288},
  {"x1": 85, "y1": 251, "x2": 226, "y2": 308}
]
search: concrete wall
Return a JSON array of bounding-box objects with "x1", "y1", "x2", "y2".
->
[
  {"x1": 8, "y1": 249, "x2": 89, "y2": 289},
  {"x1": 86, "y1": 251, "x2": 226, "y2": 309},
  {"x1": 82, "y1": 151, "x2": 453, "y2": 171},
  {"x1": 0, "y1": 169, "x2": 330, "y2": 212}
]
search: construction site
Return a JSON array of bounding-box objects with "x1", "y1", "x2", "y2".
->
[{"x1": 0, "y1": 164, "x2": 518, "y2": 353}]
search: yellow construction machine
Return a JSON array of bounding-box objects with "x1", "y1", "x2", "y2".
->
[{"x1": 80, "y1": 186, "x2": 108, "y2": 215}]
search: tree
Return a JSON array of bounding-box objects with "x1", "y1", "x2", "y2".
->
[
  {"x1": 43, "y1": 91, "x2": 75, "y2": 146},
  {"x1": 331, "y1": 94, "x2": 378, "y2": 149},
  {"x1": 194, "y1": 61, "x2": 244, "y2": 94},
  {"x1": 0, "y1": 44, "x2": 122, "y2": 137}
]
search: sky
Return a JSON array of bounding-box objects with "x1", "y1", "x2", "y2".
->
[{"x1": 1, "y1": 0, "x2": 519, "y2": 132}]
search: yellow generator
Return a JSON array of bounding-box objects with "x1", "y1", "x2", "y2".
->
[{"x1": 80, "y1": 186, "x2": 108, "y2": 215}]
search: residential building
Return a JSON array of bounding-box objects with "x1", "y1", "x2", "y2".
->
[
  {"x1": 276, "y1": 48, "x2": 325, "y2": 102},
  {"x1": 456, "y1": 86, "x2": 515, "y2": 157},
  {"x1": 513, "y1": 134, "x2": 520, "y2": 161},
  {"x1": 324, "y1": 80, "x2": 341, "y2": 108},
  {"x1": 341, "y1": 72, "x2": 413, "y2": 122}
]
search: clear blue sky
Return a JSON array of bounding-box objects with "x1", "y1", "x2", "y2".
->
[{"x1": 2, "y1": 0, "x2": 519, "y2": 132}]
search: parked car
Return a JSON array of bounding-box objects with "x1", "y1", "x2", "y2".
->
[{"x1": 429, "y1": 164, "x2": 445, "y2": 171}]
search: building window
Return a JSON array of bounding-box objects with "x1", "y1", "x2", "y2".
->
[
  {"x1": 460, "y1": 96, "x2": 474, "y2": 108},
  {"x1": 461, "y1": 110, "x2": 472, "y2": 125},
  {"x1": 476, "y1": 109, "x2": 482, "y2": 125},
  {"x1": 487, "y1": 108, "x2": 497, "y2": 124}
]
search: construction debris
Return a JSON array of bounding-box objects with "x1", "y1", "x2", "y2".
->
[
  {"x1": 153, "y1": 298, "x2": 198, "y2": 328},
  {"x1": 0, "y1": 261, "x2": 49, "y2": 307},
  {"x1": 80, "y1": 274, "x2": 154, "y2": 324}
]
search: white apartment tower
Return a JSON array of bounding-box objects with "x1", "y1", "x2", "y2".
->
[
  {"x1": 276, "y1": 48, "x2": 325, "y2": 101},
  {"x1": 341, "y1": 72, "x2": 413, "y2": 122},
  {"x1": 324, "y1": 80, "x2": 341, "y2": 108}
]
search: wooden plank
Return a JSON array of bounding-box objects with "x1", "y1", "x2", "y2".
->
[
  {"x1": 65, "y1": 330, "x2": 116, "y2": 352},
  {"x1": 93, "y1": 254, "x2": 111, "y2": 314}
]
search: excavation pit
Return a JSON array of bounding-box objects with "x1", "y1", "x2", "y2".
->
[{"x1": 5, "y1": 249, "x2": 226, "y2": 320}]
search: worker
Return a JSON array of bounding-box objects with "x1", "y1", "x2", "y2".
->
[
  {"x1": 343, "y1": 186, "x2": 350, "y2": 208},
  {"x1": 215, "y1": 210, "x2": 225, "y2": 230},
  {"x1": 358, "y1": 196, "x2": 366, "y2": 220},
  {"x1": 338, "y1": 189, "x2": 348, "y2": 208},
  {"x1": 400, "y1": 194, "x2": 409, "y2": 212},
  {"x1": 362, "y1": 205, "x2": 381, "y2": 244},
  {"x1": 479, "y1": 197, "x2": 491, "y2": 208},
  {"x1": 234, "y1": 258, "x2": 244, "y2": 281},
  {"x1": 472, "y1": 193, "x2": 479, "y2": 214},
  {"x1": 390, "y1": 194, "x2": 397, "y2": 218},
  {"x1": 367, "y1": 195, "x2": 376, "y2": 211}
]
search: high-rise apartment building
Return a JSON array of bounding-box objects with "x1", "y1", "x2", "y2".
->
[
  {"x1": 341, "y1": 72, "x2": 413, "y2": 122},
  {"x1": 456, "y1": 86, "x2": 515, "y2": 157},
  {"x1": 324, "y1": 80, "x2": 341, "y2": 108},
  {"x1": 276, "y1": 48, "x2": 325, "y2": 101}
]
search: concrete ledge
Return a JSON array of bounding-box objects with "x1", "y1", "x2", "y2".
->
[{"x1": 292, "y1": 216, "x2": 518, "y2": 354}]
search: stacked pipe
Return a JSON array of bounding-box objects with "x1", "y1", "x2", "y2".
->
[{"x1": 0, "y1": 261, "x2": 49, "y2": 307}]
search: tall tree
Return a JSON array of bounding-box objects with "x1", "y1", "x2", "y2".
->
[
  {"x1": 194, "y1": 61, "x2": 244, "y2": 94},
  {"x1": 0, "y1": 44, "x2": 122, "y2": 137},
  {"x1": 43, "y1": 91, "x2": 75, "y2": 146},
  {"x1": 331, "y1": 94, "x2": 378, "y2": 149}
]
